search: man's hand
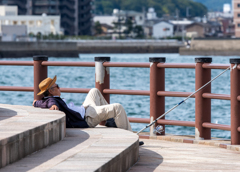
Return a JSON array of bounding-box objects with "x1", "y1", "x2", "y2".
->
[
  {"x1": 32, "y1": 100, "x2": 37, "y2": 106},
  {"x1": 50, "y1": 105, "x2": 59, "y2": 110}
]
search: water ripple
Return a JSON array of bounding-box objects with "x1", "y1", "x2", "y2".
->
[{"x1": 0, "y1": 54, "x2": 233, "y2": 139}]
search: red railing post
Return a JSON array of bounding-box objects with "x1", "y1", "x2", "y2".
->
[
  {"x1": 33, "y1": 55, "x2": 48, "y2": 100},
  {"x1": 230, "y1": 58, "x2": 240, "y2": 145},
  {"x1": 149, "y1": 57, "x2": 165, "y2": 136},
  {"x1": 95, "y1": 57, "x2": 110, "y2": 125},
  {"x1": 195, "y1": 57, "x2": 212, "y2": 140}
]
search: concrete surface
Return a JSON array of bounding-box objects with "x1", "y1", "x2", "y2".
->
[
  {"x1": 180, "y1": 39, "x2": 240, "y2": 56},
  {"x1": 0, "y1": 127, "x2": 139, "y2": 172},
  {"x1": 129, "y1": 139, "x2": 240, "y2": 172},
  {"x1": 0, "y1": 104, "x2": 65, "y2": 168},
  {"x1": 0, "y1": 41, "x2": 183, "y2": 58},
  {"x1": 139, "y1": 133, "x2": 240, "y2": 152}
]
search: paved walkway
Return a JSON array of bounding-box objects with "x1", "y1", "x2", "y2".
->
[{"x1": 129, "y1": 139, "x2": 240, "y2": 172}]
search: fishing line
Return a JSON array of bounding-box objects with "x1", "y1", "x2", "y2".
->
[{"x1": 137, "y1": 64, "x2": 236, "y2": 135}]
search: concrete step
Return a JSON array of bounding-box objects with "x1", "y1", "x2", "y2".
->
[
  {"x1": 0, "y1": 127, "x2": 139, "y2": 172},
  {"x1": 0, "y1": 104, "x2": 66, "y2": 168},
  {"x1": 0, "y1": 104, "x2": 139, "y2": 171}
]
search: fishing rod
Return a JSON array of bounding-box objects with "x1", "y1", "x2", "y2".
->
[{"x1": 137, "y1": 64, "x2": 236, "y2": 135}]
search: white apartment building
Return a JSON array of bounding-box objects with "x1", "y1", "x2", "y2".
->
[
  {"x1": 0, "y1": 6, "x2": 61, "y2": 36},
  {"x1": 152, "y1": 21, "x2": 174, "y2": 38}
]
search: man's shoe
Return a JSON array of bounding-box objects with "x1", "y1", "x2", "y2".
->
[
  {"x1": 139, "y1": 141, "x2": 144, "y2": 146},
  {"x1": 105, "y1": 118, "x2": 117, "y2": 128}
]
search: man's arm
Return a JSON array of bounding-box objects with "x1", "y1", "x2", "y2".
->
[
  {"x1": 32, "y1": 100, "x2": 37, "y2": 106},
  {"x1": 49, "y1": 105, "x2": 59, "y2": 110},
  {"x1": 33, "y1": 98, "x2": 59, "y2": 110},
  {"x1": 33, "y1": 100, "x2": 44, "y2": 107}
]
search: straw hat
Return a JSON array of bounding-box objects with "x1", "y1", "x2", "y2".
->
[{"x1": 37, "y1": 75, "x2": 57, "y2": 95}]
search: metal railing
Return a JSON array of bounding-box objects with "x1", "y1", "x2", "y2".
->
[{"x1": 0, "y1": 55, "x2": 240, "y2": 145}]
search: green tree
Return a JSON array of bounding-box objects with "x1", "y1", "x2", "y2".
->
[
  {"x1": 36, "y1": 32, "x2": 42, "y2": 40},
  {"x1": 94, "y1": 0, "x2": 207, "y2": 17},
  {"x1": 29, "y1": 32, "x2": 35, "y2": 37},
  {"x1": 123, "y1": 18, "x2": 133, "y2": 35},
  {"x1": 133, "y1": 25, "x2": 144, "y2": 38},
  {"x1": 94, "y1": 21, "x2": 103, "y2": 35}
]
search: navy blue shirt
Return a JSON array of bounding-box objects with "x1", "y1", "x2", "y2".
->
[{"x1": 34, "y1": 97, "x2": 89, "y2": 128}]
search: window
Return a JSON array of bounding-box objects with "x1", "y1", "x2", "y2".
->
[
  {"x1": 37, "y1": 20, "x2": 42, "y2": 26},
  {"x1": 13, "y1": 21, "x2": 17, "y2": 25},
  {"x1": 238, "y1": 4, "x2": 240, "y2": 7},
  {"x1": 163, "y1": 27, "x2": 170, "y2": 31},
  {"x1": 51, "y1": 20, "x2": 54, "y2": 25},
  {"x1": 21, "y1": 21, "x2": 26, "y2": 25},
  {"x1": 238, "y1": 23, "x2": 240, "y2": 27},
  {"x1": 5, "y1": 11, "x2": 16, "y2": 16},
  {"x1": 29, "y1": 21, "x2": 34, "y2": 25}
]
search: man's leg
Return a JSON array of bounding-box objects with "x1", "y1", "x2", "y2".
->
[
  {"x1": 83, "y1": 88, "x2": 132, "y2": 131},
  {"x1": 83, "y1": 88, "x2": 115, "y2": 127},
  {"x1": 83, "y1": 88, "x2": 108, "y2": 107},
  {"x1": 85, "y1": 103, "x2": 132, "y2": 131}
]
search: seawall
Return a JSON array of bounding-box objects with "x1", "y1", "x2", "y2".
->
[
  {"x1": 180, "y1": 38, "x2": 240, "y2": 56},
  {"x1": 0, "y1": 40, "x2": 183, "y2": 58}
]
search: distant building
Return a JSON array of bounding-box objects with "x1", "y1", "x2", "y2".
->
[
  {"x1": 147, "y1": 8, "x2": 157, "y2": 20},
  {"x1": 94, "y1": 16, "x2": 116, "y2": 27},
  {"x1": 169, "y1": 20, "x2": 193, "y2": 37},
  {"x1": 113, "y1": 9, "x2": 145, "y2": 26},
  {"x1": 220, "y1": 18, "x2": 235, "y2": 37},
  {"x1": 152, "y1": 21, "x2": 173, "y2": 38},
  {"x1": 143, "y1": 20, "x2": 173, "y2": 38},
  {"x1": 233, "y1": 0, "x2": 240, "y2": 37},
  {"x1": 0, "y1": 6, "x2": 61, "y2": 37},
  {"x1": 100, "y1": 24, "x2": 114, "y2": 36},
  {"x1": 223, "y1": 4, "x2": 231, "y2": 13},
  {"x1": 185, "y1": 23, "x2": 213, "y2": 38},
  {"x1": 94, "y1": 9, "x2": 145, "y2": 38},
  {"x1": 208, "y1": 12, "x2": 233, "y2": 19},
  {"x1": 0, "y1": 0, "x2": 93, "y2": 36},
  {"x1": 1, "y1": 25, "x2": 27, "y2": 41},
  {"x1": 0, "y1": 6, "x2": 18, "y2": 16}
]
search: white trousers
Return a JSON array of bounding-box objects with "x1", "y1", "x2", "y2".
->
[{"x1": 83, "y1": 88, "x2": 132, "y2": 131}]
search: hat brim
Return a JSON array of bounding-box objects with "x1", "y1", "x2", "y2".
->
[{"x1": 37, "y1": 75, "x2": 57, "y2": 96}]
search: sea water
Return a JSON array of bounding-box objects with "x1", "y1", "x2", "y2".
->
[{"x1": 0, "y1": 53, "x2": 236, "y2": 139}]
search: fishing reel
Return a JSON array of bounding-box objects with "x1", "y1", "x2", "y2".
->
[{"x1": 153, "y1": 125, "x2": 164, "y2": 134}]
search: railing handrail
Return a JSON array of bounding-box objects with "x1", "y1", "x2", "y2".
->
[
  {"x1": 0, "y1": 61, "x2": 236, "y2": 70},
  {"x1": 157, "y1": 63, "x2": 196, "y2": 68},
  {"x1": 0, "y1": 61, "x2": 233, "y2": 99},
  {"x1": 0, "y1": 57, "x2": 239, "y2": 144},
  {"x1": 41, "y1": 61, "x2": 95, "y2": 67},
  {"x1": 0, "y1": 61, "x2": 34, "y2": 66}
]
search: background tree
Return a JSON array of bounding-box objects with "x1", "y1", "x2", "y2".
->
[
  {"x1": 133, "y1": 25, "x2": 144, "y2": 38},
  {"x1": 193, "y1": 0, "x2": 231, "y2": 12},
  {"x1": 123, "y1": 18, "x2": 133, "y2": 35},
  {"x1": 94, "y1": 0, "x2": 207, "y2": 17},
  {"x1": 94, "y1": 21, "x2": 103, "y2": 35}
]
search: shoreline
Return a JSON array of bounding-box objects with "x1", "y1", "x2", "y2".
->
[{"x1": 0, "y1": 41, "x2": 183, "y2": 58}]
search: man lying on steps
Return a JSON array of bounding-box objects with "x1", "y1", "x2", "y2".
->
[{"x1": 32, "y1": 75, "x2": 132, "y2": 131}]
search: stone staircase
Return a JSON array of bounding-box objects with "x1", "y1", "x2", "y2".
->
[{"x1": 0, "y1": 104, "x2": 139, "y2": 172}]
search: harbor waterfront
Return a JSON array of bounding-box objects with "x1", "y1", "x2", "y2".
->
[
  {"x1": 0, "y1": 53, "x2": 234, "y2": 139},
  {"x1": 0, "y1": 41, "x2": 182, "y2": 58}
]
